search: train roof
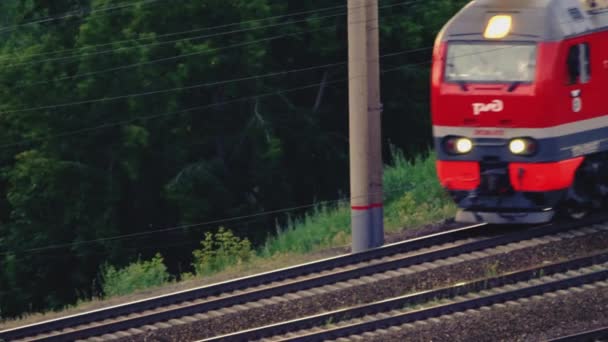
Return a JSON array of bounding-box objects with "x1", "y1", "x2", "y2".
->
[{"x1": 439, "y1": 0, "x2": 608, "y2": 42}]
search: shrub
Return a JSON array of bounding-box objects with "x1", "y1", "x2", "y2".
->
[
  {"x1": 260, "y1": 203, "x2": 350, "y2": 257},
  {"x1": 101, "y1": 253, "x2": 171, "y2": 297},
  {"x1": 383, "y1": 148, "x2": 456, "y2": 227},
  {"x1": 261, "y1": 150, "x2": 457, "y2": 257},
  {"x1": 192, "y1": 227, "x2": 254, "y2": 276}
]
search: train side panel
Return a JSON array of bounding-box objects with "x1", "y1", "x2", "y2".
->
[{"x1": 430, "y1": 0, "x2": 608, "y2": 223}]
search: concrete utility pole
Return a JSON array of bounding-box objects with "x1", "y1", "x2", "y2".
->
[
  {"x1": 367, "y1": 0, "x2": 384, "y2": 248},
  {"x1": 348, "y1": 0, "x2": 383, "y2": 252}
]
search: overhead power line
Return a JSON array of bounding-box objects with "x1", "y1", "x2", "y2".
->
[
  {"x1": 1, "y1": 0, "x2": 587, "y2": 257},
  {"x1": 0, "y1": 184, "x2": 414, "y2": 257},
  {"x1": 0, "y1": 0, "x2": 168, "y2": 35},
  {"x1": 9, "y1": 6, "x2": 419, "y2": 91},
  {"x1": 0, "y1": 47, "x2": 522, "y2": 257},
  {"x1": 0, "y1": 47, "x2": 431, "y2": 149},
  {"x1": 0, "y1": 12, "x2": 422, "y2": 115},
  {"x1": 5, "y1": 2, "x2": 600, "y2": 116},
  {"x1": 0, "y1": 0, "x2": 416, "y2": 70},
  {"x1": 11, "y1": 26, "x2": 339, "y2": 90},
  {"x1": 0, "y1": 0, "x2": 423, "y2": 63},
  {"x1": 3, "y1": 41, "x2": 555, "y2": 148},
  {"x1": 0, "y1": 3, "x2": 348, "y2": 63},
  {"x1": 2, "y1": 11, "x2": 343, "y2": 69},
  {"x1": 2, "y1": 3, "x2": 606, "y2": 263}
]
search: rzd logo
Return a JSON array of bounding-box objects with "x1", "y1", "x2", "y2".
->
[{"x1": 472, "y1": 100, "x2": 504, "y2": 116}]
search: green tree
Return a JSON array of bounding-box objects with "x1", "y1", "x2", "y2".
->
[{"x1": 0, "y1": 0, "x2": 469, "y2": 318}]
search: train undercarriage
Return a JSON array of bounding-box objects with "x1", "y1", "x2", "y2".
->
[{"x1": 447, "y1": 152, "x2": 608, "y2": 224}]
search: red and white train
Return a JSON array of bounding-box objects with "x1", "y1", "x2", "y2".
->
[{"x1": 431, "y1": 0, "x2": 608, "y2": 224}]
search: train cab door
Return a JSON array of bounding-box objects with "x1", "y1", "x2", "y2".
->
[{"x1": 563, "y1": 41, "x2": 593, "y2": 120}]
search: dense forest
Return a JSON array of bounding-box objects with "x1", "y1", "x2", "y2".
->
[{"x1": 0, "y1": 0, "x2": 466, "y2": 318}]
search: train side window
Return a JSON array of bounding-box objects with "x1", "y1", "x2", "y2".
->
[{"x1": 567, "y1": 43, "x2": 591, "y2": 84}]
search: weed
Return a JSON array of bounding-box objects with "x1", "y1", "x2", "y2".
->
[
  {"x1": 192, "y1": 227, "x2": 254, "y2": 276},
  {"x1": 262, "y1": 150, "x2": 457, "y2": 257},
  {"x1": 101, "y1": 253, "x2": 171, "y2": 297},
  {"x1": 9, "y1": 149, "x2": 459, "y2": 320},
  {"x1": 260, "y1": 203, "x2": 351, "y2": 256},
  {"x1": 485, "y1": 261, "x2": 501, "y2": 278}
]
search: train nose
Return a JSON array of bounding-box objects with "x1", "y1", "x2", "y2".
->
[
  {"x1": 479, "y1": 163, "x2": 511, "y2": 195},
  {"x1": 480, "y1": 169, "x2": 510, "y2": 195}
]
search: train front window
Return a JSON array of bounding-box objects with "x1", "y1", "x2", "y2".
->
[{"x1": 445, "y1": 43, "x2": 537, "y2": 83}]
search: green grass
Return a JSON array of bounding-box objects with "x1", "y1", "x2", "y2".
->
[
  {"x1": 260, "y1": 204, "x2": 351, "y2": 257},
  {"x1": 261, "y1": 149, "x2": 457, "y2": 257},
  {"x1": 383, "y1": 148, "x2": 457, "y2": 229},
  {"x1": 2, "y1": 149, "x2": 458, "y2": 325},
  {"x1": 101, "y1": 253, "x2": 171, "y2": 297},
  {"x1": 104, "y1": 149, "x2": 457, "y2": 296}
]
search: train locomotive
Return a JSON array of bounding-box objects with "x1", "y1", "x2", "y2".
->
[{"x1": 431, "y1": 0, "x2": 608, "y2": 224}]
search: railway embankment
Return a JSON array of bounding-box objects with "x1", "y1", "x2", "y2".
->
[
  {"x1": 8, "y1": 218, "x2": 608, "y2": 341},
  {"x1": 112, "y1": 222, "x2": 608, "y2": 341}
]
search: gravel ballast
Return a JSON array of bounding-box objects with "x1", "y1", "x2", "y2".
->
[
  {"x1": 101, "y1": 226, "x2": 608, "y2": 342},
  {"x1": 352, "y1": 280, "x2": 608, "y2": 342}
]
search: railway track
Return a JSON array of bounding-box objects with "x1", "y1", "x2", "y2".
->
[
  {"x1": 0, "y1": 222, "x2": 490, "y2": 341},
  {"x1": 548, "y1": 327, "x2": 608, "y2": 341},
  {"x1": 2, "y1": 215, "x2": 607, "y2": 341},
  {"x1": 207, "y1": 251, "x2": 608, "y2": 341}
]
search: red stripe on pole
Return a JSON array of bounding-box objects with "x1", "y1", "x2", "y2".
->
[{"x1": 351, "y1": 203, "x2": 384, "y2": 210}]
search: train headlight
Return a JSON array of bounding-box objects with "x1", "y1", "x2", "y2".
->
[
  {"x1": 456, "y1": 138, "x2": 473, "y2": 153},
  {"x1": 509, "y1": 138, "x2": 537, "y2": 156},
  {"x1": 484, "y1": 15, "x2": 512, "y2": 39},
  {"x1": 444, "y1": 137, "x2": 473, "y2": 155}
]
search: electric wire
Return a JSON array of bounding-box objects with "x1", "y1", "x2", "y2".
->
[
  {"x1": 0, "y1": 0, "x2": 416, "y2": 71},
  {"x1": 2, "y1": 202, "x2": 399, "y2": 264},
  {"x1": 0, "y1": 43, "x2": 549, "y2": 150},
  {"x1": 0, "y1": 43, "x2": 512, "y2": 116},
  {"x1": 0, "y1": 48, "x2": 436, "y2": 256},
  {"x1": 0, "y1": 42, "x2": 423, "y2": 116},
  {"x1": 0, "y1": 43, "x2": 534, "y2": 150},
  {"x1": 0, "y1": 183, "x2": 417, "y2": 257},
  {"x1": 0, "y1": 3, "x2": 348, "y2": 63},
  {"x1": 22, "y1": 205, "x2": 392, "y2": 261},
  {"x1": 7, "y1": 3, "x2": 421, "y2": 91},
  {"x1": 0, "y1": 42, "x2": 556, "y2": 254},
  {"x1": 0, "y1": 0, "x2": 169, "y2": 35},
  {"x1": 10, "y1": 25, "x2": 340, "y2": 90},
  {"x1": 0, "y1": 46, "x2": 432, "y2": 149},
  {"x1": 2, "y1": 3, "x2": 597, "y2": 256},
  {"x1": 0, "y1": 0, "x2": 424, "y2": 64}
]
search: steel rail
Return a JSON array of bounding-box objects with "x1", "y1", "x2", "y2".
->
[
  {"x1": 3, "y1": 214, "x2": 606, "y2": 341},
  {"x1": 272, "y1": 265, "x2": 608, "y2": 341},
  {"x1": 547, "y1": 327, "x2": 608, "y2": 341},
  {"x1": 203, "y1": 251, "x2": 608, "y2": 342},
  {"x1": 0, "y1": 223, "x2": 488, "y2": 341}
]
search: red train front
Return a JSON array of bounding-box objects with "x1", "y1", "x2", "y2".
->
[{"x1": 431, "y1": 0, "x2": 608, "y2": 224}]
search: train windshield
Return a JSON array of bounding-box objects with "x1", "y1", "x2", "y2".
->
[{"x1": 445, "y1": 43, "x2": 537, "y2": 83}]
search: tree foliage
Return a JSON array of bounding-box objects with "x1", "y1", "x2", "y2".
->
[{"x1": 0, "y1": 0, "x2": 467, "y2": 318}]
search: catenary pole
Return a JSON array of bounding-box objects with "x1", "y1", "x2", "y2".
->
[
  {"x1": 348, "y1": 0, "x2": 372, "y2": 252},
  {"x1": 366, "y1": 0, "x2": 384, "y2": 248}
]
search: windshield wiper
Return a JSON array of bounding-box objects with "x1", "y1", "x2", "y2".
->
[
  {"x1": 457, "y1": 80, "x2": 469, "y2": 92},
  {"x1": 507, "y1": 81, "x2": 522, "y2": 92},
  {"x1": 446, "y1": 62, "x2": 468, "y2": 91}
]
